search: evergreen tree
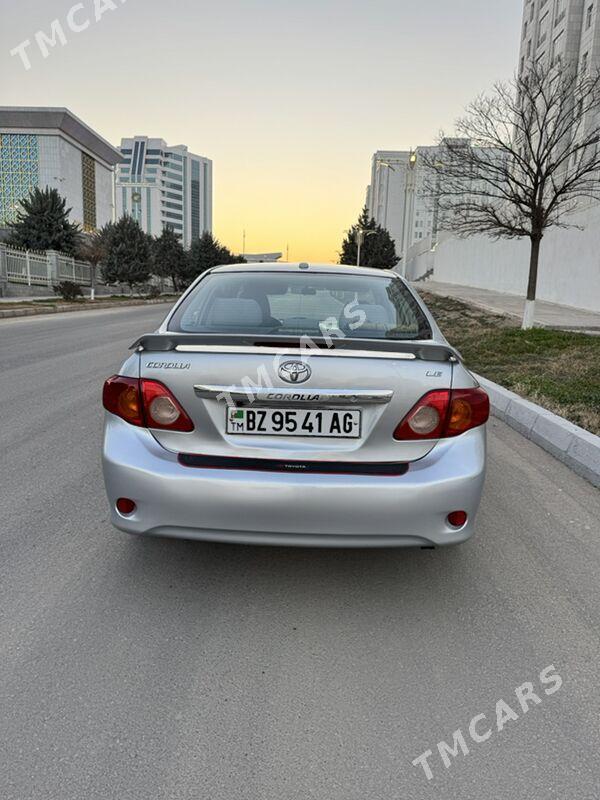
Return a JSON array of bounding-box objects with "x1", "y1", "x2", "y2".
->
[
  {"x1": 185, "y1": 232, "x2": 245, "y2": 285},
  {"x1": 152, "y1": 226, "x2": 187, "y2": 291},
  {"x1": 101, "y1": 216, "x2": 152, "y2": 292},
  {"x1": 339, "y1": 207, "x2": 399, "y2": 269},
  {"x1": 7, "y1": 187, "x2": 81, "y2": 255}
]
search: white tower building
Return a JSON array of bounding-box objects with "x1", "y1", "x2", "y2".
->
[
  {"x1": 518, "y1": 0, "x2": 597, "y2": 76},
  {"x1": 115, "y1": 137, "x2": 212, "y2": 248}
]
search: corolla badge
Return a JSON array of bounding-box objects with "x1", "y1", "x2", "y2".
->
[{"x1": 279, "y1": 360, "x2": 312, "y2": 384}]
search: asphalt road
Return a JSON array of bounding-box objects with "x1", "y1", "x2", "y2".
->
[{"x1": 1, "y1": 305, "x2": 599, "y2": 800}]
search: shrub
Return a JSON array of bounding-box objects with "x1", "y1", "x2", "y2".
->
[
  {"x1": 53, "y1": 281, "x2": 84, "y2": 301},
  {"x1": 146, "y1": 285, "x2": 162, "y2": 299}
]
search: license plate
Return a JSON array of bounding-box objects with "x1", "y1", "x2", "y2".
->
[{"x1": 226, "y1": 407, "x2": 362, "y2": 438}]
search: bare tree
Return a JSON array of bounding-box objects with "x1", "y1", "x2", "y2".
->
[{"x1": 423, "y1": 63, "x2": 600, "y2": 328}]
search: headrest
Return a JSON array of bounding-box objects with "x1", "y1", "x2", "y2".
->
[{"x1": 206, "y1": 297, "x2": 263, "y2": 327}]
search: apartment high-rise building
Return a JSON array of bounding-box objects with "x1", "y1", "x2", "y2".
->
[
  {"x1": 518, "y1": 0, "x2": 597, "y2": 76},
  {"x1": 115, "y1": 137, "x2": 212, "y2": 248},
  {"x1": 366, "y1": 151, "x2": 417, "y2": 261},
  {"x1": 366, "y1": 140, "x2": 490, "y2": 270},
  {"x1": 0, "y1": 107, "x2": 122, "y2": 231},
  {"x1": 366, "y1": 146, "x2": 455, "y2": 260}
]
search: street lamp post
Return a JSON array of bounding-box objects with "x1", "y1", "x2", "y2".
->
[{"x1": 355, "y1": 228, "x2": 377, "y2": 267}]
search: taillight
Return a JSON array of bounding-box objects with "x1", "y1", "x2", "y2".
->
[
  {"x1": 395, "y1": 389, "x2": 450, "y2": 440},
  {"x1": 394, "y1": 387, "x2": 489, "y2": 440},
  {"x1": 141, "y1": 379, "x2": 194, "y2": 432},
  {"x1": 103, "y1": 376, "x2": 144, "y2": 426},
  {"x1": 102, "y1": 376, "x2": 194, "y2": 432},
  {"x1": 446, "y1": 388, "x2": 489, "y2": 436}
]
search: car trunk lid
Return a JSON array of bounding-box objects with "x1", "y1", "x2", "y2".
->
[{"x1": 134, "y1": 335, "x2": 457, "y2": 464}]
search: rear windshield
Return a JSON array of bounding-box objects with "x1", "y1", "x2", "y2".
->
[{"x1": 168, "y1": 271, "x2": 432, "y2": 340}]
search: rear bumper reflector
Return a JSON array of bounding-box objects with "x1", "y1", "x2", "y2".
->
[{"x1": 178, "y1": 453, "x2": 410, "y2": 476}]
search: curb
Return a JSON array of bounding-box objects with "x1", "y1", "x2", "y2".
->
[
  {"x1": 474, "y1": 373, "x2": 600, "y2": 488},
  {"x1": 0, "y1": 298, "x2": 174, "y2": 319}
]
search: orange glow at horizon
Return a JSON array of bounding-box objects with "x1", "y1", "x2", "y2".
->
[{"x1": 213, "y1": 161, "x2": 359, "y2": 263}]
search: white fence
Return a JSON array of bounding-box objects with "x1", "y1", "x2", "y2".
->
[
  {"x1": 2, "y1": 245, "x2": 92, "y2": 288},
  {"x1": 6, "y1": 248, "x2": 51, "y2": 286},
  {"x1": 0, "y1": 243, "x2": 165, "y2": 296},
  {"x1": 58, "y1": 255, "x2": 92, "y2": 285}
]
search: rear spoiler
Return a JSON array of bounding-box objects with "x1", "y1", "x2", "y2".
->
[{"x1": 131, "y1": 334, "x2": 461, "y2": 363}]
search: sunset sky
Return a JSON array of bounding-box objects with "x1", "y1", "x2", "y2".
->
[{"x1": 1, "y1": 0, "x2": 523, "y2": 262}]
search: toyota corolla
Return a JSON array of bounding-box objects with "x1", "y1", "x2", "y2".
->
[{"x1": 102, "y1": 263, "x2": 489, "y2": 547}]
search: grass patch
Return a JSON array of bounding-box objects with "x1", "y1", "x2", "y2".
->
[{"x1": 420, "y1": 291, "x2": 600, "y2": 435}]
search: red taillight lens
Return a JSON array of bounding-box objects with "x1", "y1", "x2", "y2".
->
[
  {"x1": 102, "y1": 376, "x2": 194, "y2": 432},
  {"x1": 103, "y1": 376, "x2": 144, "y2": 426},
  {"x1": 141, "y1": 379, "x2": 194, "y2": 432},
  {"x1": 394, "y1": 390, "x2": 451, "y2": 440},
  {"x1": 394, "y1": 387, "x2": 489, "y2": 440}
]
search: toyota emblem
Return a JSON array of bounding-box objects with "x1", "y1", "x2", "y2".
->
[{"x1": 279, "y1": 360, "x2": 312, "y2": 384}]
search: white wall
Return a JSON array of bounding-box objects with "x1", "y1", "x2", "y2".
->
[
  {"x1": 405, "y1": 235, "x2": 435, "y2": 280},
  {"x1": 413, "y1": 203, "x2": 600, "y2": 312},
  {"x1": 58, "y1": 137, "x2": 84, "y2": 226},
  {"x1": 38, "y1": 134, "x2": 115, "y2": 229},
  {"x1": 434, "y1": 234, "x2": 529, "y2": 295},
  {"x1": 38, "y1": 135, "x2": 83, "y2": 223}
]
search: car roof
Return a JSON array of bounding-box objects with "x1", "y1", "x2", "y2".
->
[{"x1": 210, "y1": 262, "x2": 402, "y2": 279}]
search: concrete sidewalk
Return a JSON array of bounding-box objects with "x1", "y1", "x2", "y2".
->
[
  {"x1": 415, "y1": 280, "x2": 600, "y2": 332},
  {"x1": 0, "y1": 298, "x2": 173, "y2": 319},
  {"x1": 0, "y1": 295, "x2": 55, "y2": 303}
]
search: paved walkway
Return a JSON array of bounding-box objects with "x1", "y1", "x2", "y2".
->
[{"x1": 415, "y1": 280, "x2": 600, "y2": 331}]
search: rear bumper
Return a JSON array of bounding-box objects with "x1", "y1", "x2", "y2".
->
[{"x1": 102, "y1": 416, "x2": 487, "y2": 548}]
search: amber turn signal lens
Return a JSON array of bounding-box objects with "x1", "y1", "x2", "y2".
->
[
  {"x1": 448, "y1": 397, "x2": 473, "y2": 433},
  {"x1": 118, "y1": 384, "x2": 143, "y2": 423},
  {"x1": 103, "y1": 376, "x2": 144, "y2": 427}
]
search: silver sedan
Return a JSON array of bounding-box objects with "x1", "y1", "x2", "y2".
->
[{"x1": 102, "y1": 263, "x2": 489, "y2": 547}]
